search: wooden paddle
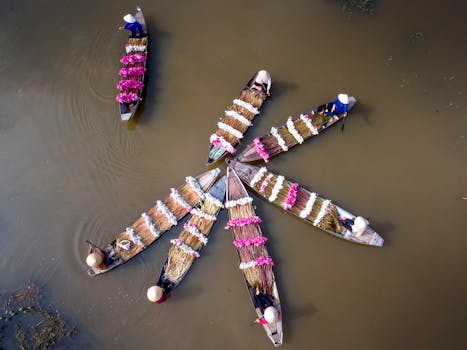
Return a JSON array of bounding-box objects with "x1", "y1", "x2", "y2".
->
[{"x1": 341, "y1": 113, "x2": 347, "y2": 132}]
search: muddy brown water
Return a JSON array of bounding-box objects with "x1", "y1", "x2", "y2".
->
[{"x1": 0, "y1": 0, "x2": 465, "y2": 349}]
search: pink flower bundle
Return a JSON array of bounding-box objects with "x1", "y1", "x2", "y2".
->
[
  {"x1": 253, "y1": 137, "x2": 269, "y2": 163},
  {"x1": 225, "y1": 216, "x2": 262, "y2": 229},
  {"x1": 120, "y1": 53, "x2": 147, "y2": 65},
  {"x1": 233, "y1": 236, "x2": 268, "y2": 248},
  {"x1": 260, "y1": 174, "x2": 273, "y2": 193},
  {"x1": 255, "y1": 256, "x2": 274, "y2": 267},
  {"x1": 116, "y1": 92, "x2": 140, "y2": 103},
  {"x1": 209, "y1": 135, "x2": 236, "y2": 154},
  {"x1": 117, "y1": 79, "x2": 144, "y2": 91},
  {"x1": 283, "y1": 183, "x2": 299, "y2": 210},
  {"x1": 119, "y1": 66, "x2": 146, "y2": 78}
]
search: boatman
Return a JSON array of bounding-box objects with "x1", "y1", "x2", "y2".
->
[
  {"x1": 253, "y1": 289, "x2": 280, "y2": 325},
  {"x1": 247, "y1": 70, "x2": 272, "y2": 96},
  {"x1": 85, "y1": 243, "x2": 107, "y2": 271},
  {"x1": 318, "y1": 93, "x2": 350, "y2": 118},
  {"x1": 119, "y1": 14, "x2": 144, "y2": 38}
]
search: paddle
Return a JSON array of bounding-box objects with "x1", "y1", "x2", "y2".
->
[{"x1": 341, "y1": 113, "x2": 347, "y2": 132}]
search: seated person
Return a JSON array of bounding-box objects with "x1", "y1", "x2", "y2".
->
[
  {"x1": 247, "y1": 70, "x2": 271, "y2": 96},
  {"x1": 86, "y1": 244, "x2": 108, "y2": 270},
  {"x1": 119, "y1": 14, "x2": 144, "y2": 38},
  {"x1": 253, "y1": 288, "x2": 280, "y2": 325},
  {"x1": 317, "y1": 93, "x2": 350, "y2": 117},
  {"x1": 340, "y1": 216, "x2": 369, "y2": 236}
]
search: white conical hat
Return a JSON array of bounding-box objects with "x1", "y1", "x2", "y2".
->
[
  {"x1": 147, "y1": 286, "x2": 164, "y2": 302},
  {"x1": 255, "y1": 70, "x2": 271, "y2": 85},
  {"x1": 123, "y1": 14, "x2": 136, "y2": 23},
  {"x1": 352, "y1": 216, "x2": 369, "y2": 235},
  {"x1": 86, "y1": 252, "x2": 103, "y2": 268},
  {"x1": 337, "y1": 93, "x2": 349, "y2": 104},
  {"x1": 264, "y1": 306, "x2": 278, "y2": 324}
]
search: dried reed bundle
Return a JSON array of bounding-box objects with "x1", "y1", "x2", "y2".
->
[
  {"x1": 227, "y1": 202, "x2": 274, "y2": 296},
  {"x1": 128, "y1": 37, "x2": 148, "y2": 46},
  {"x1": 216, "y1": 89, "x2": 266, "y2": 145},
  {"x1": 258, "y1": 113, "x2": 332, "y2": 156},
  {"x1": 164, "y1": 199, "x2": 223, "y2": 282},
  {"x1": 114, "y1": 182, "x2": 202, "y2": 261},
  {"x1": 252, "y1": 172, "x2": 344, "y2": 233}
]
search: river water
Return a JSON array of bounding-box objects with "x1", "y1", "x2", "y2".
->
[{"x1": 0, "y1": 0, "x2": 465, "y2": 349}]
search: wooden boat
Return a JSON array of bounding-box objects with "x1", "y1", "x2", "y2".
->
[
  {"x1": 86, "y1": 168, "x2": 221, "y2": 277},
  {"x1": 117, "y1": 6, "x2": 148, "y2": 121},
  {"x1": 207, "y1": 71, "x2": 271, "y2": 165},
  {"x1": 152, "y1": 176, "x2": 226, "y2": 301},
  {"x1": 226, "y1": 167, "x2": 283, "y2": 346},
  {"x1": 237, "y1": 96, "x2": 356, "y2": 163},
  {"x1": 228, "y1": 160, "x2": 383, "y2": 247}
]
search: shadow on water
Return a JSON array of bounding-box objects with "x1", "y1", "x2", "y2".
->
[
  {"x1": 125, "y1": 21, "x2": 173, "y2": 130},
  {"x1": 284, "y1": 302, "x2": 318, "y2": 342},
  {"x1": 353, "y1": 101, "x2": 375, "y2": 127},
  {"x1": 269, "y1": 80, "x2": 301, "y2": 102},
  {"x1": 372, "y1": 220, "x2": 396, "y2": 246}
]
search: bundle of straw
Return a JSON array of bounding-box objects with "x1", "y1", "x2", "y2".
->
[
  {"x1": 251, "y1": 171, "x2": 345, "y2": 234},
  {"x1": 164, "y1": 197, "x2": 223, "y2": 282},
  {"x1": 227, "y1": 201, "x2": 274, "y2": 296},
  {"x1": 115, "y1": 180, "x2": 205, "y2": 261},
  {"x1": 215, "y1": 89, "x2": 266, "y2": 145},
  {"x1": 127, "y1": 37, "x2": 148, "y2": 46},
  {"x1": 258, "y1": 113, "x2": 331, "y2": 157}
]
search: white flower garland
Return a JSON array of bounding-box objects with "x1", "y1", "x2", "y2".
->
[
  {"x1": 184, "y1": 224, "x2": 208, "y2": 245},
  {"x1": 269, "y1": 176, "x2": 284, "y2": 202},
  {"x1": 156, "y1": 200, "x2": 177, "y2": 226},
  {"x1": 125, "y1": 45, "x2": 147, "y2": 53},
  {"x1": 225, "y1": 110, "x2": 252, "y2": 127},
  {"x1": 218, "y1": 122, "x2": 244, "y2": 139},
  {"x1": 239, "y1": 261, "x2": 257, "y2": 270},
  {"x1": 250, "y1": 167, "x2": 267, "y2": 187},
  {"x1": 141, "y1": 212, "x2": 160, "y2": 238},
  {"x1": 170, "y1": 188, "x2": 192, "y2": 210},
  {"x1": 190, "y1": 208, "x2": 217, "y2": 221},
  {"x1": 125, "y1": 227, "x2": 145, "y2": 247},
  {"x1": 170, "y1": 239, "x2": 200, "y2": 258},
  {"x1": 204, "y1": 193, "x2": 224, "y2": 208},
  {"x1": 225, "y1": 197, "x2": 253, "y2": 208},
  {"x1": 313, "y1": 199, "x2": 331, "y2": 226},
  {"x1": 270, "y1": 127, "x2": 288, "y2": 152},
  {"x1": 299, "y1": 192, "x2": 317, "y2": 218},
  {"x1": 287, "y1": 117, "x2": 304, "y2": 144},
  {"x1": 185, "y1": 177, "x2": 205, "y2": 200},
  {"x1": 233, "y1": 99, "x2": 259, "y2": 115},
  {"x1": 300, "y1": 114, "x2": 319, "y2": 135},
  {"x1": 209, "y1": 134, "x2": 236, "y2": 154}
]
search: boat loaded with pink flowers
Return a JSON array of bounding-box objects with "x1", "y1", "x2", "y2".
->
[
  {"x1": 228, "y1": 160, "x2": 384, "y2": 247},
  {"x1": 207, "y1": 70, "x2": 272, "y2": 165},
  {"x1": 225, "y1": 166, "x2": 283, "y2": 346},
  {"x1": 116, "y1": 6, "x2": 148, "y2": 121}
]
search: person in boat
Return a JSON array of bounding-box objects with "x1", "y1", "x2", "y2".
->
[
  {"x1": 85, "y1": 243, "x2": 108, "y2": 270},
  {"x1": 317, "y1": 93, "x2": 350, "y2": 118},
  {"x1": 253, "y1": 289, "x2": 280, "y2": 325},
  {"x1": 146, "y1": 280, "x2": 171, "y2": 304},
  {"x1": 247, "y1": 70, "x2": 271, "y2": 96},
  {"x1": 340, "y1": 216, "x2": 369, "y2": 236},
  {"x1": 118, "y1": 14, "x2": 144, "y2": 38}
]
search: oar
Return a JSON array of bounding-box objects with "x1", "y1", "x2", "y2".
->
[{"x1": 341, "y1": 114, "x2": 347, "y2": 132}]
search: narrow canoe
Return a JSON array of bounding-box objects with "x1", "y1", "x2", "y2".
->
[
  {"x1": 207, "y1": 71, "x2": 271, "y2": 165},
  {"x1": 226, "y1": 167, "x2": 283, "y2": 346},
  {"x1": 117, "y1": 6, "x2": 148, "y2": 121},
  {"x1": 237, "y1": 97, "x2": 356, "y2": 163},
  {"x1": 152, "y1": 176, "x2": 226, "y2": 301},
  {"x1": 86, "y1": 168, "x2": 221, "y2": 277},
  {"x1": 228, "y1": 160, "x2": 383, "y2": 247}
]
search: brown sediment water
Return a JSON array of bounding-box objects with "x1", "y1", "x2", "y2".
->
[{"x1": 0, "y1": 0, "x2": 465, "y2": 349}]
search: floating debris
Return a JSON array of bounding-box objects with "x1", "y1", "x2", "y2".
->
[
  {"x1": 0, "y1": 282, "x2": 76, "y2": 349},
  {"x1": 339, "y1": 0, "x2": 376, "y2": 13}
]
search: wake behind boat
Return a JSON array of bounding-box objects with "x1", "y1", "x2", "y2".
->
[
  {"x1": 238, "y1": 95, "x2": 356, "y2": 163},
  {"x1": 85, "y1": 168, "x2": 220, "y2": 276},
  {"x1": 147, "y1": 176, "x2": 226, "y2": 303},
  {"x1": 228, "y1": 160, "x2": 383, "y2": 247},
  {"x1": 226, "y1": 167, "x2": 283, "y2": 346},
  {"x1": 116, "y1": 6, "x2": 148, "y2": 121},
  {"x1": 207, "y1": 70, "x2": 271, "y2": 165}
]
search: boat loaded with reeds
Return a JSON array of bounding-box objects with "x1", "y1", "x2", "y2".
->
[
  {"x1": 85, "y1": 168, "x2": 221, "y2": 277},
  {"x1": 228, "y1": 160, "x2": 383, "y2": 247},
  {"x1": 147, "y1": 176, "x2": 226, "y2": 303},
  {"x1": 207, "y1": 70, "x2": 272, "y2": 165},
  {"x1": 226, "y1": 167, "x2": 283, "y2": 346},
  {"x1": 237, "y1": 96, "x2": 356, "y2": 163},
  {"x1": 116, "y1": 6, "x2": 148, "y2": 121}
]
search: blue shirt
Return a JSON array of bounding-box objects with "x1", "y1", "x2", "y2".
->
[
  {"x1": 331, "y1": 97, "x2": 348, "y2": 115},
  {"x1": 124, "y1": 21, "x2": 143, "y2": 36}
]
